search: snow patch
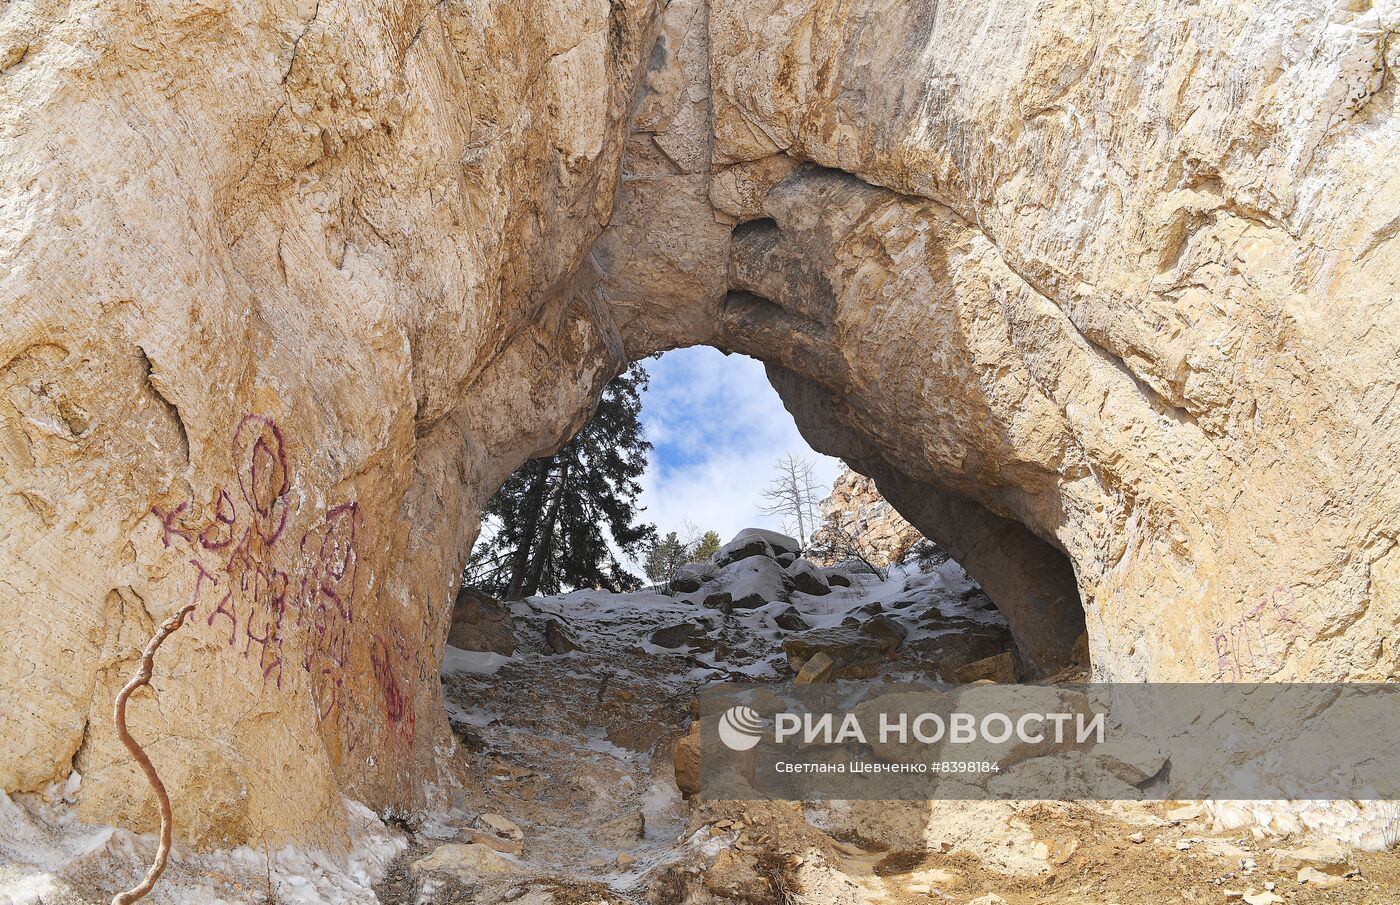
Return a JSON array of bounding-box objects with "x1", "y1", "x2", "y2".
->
[
  {"x1": 441, "y1": 645, "x2": 513, "y2": 675},
  {"x1": 722, "y1": 528, "x2": 801, "y2": 555},
  {"x1": 0, "y1": 789, "x2": 404, "y2": 905}
]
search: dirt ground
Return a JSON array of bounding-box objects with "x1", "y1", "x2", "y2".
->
[{"x1": 370, "y1": 581, "x2": 1400, "y2": 905}]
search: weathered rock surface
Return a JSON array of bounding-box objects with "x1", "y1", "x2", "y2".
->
[
  {"x1": 715, "y1": 528, "x2": 802, "y2": 566},
  {"x1": 448, "y1": 588, "x2": 515, "y2": 656},
  {"x1": 412, "y1": 842, "x2": 521, "y2": 884},
  {"x1": 649, "y1": 621, "x2": 716, "y2": 651},
  {"x1": 954, "y1": 651, "x2": 1019, "y2": 685},
  {"x1": 708, "y1": 555, "x2": 794, "y2": 609},
  {"x1": 545, "y1": 618, "x2": 582, "y2": 654},
  {"x1": 782, "y1": 627, "x2": 889, "y2": 678},
  {"x1": 814, "y1": 467, "x2": 924, "y2": 567},
  {"x1": 793, "y1": 651, "x2": 836, "y2": 684},
  {"x1": 0, "y1": 0, "x2": 661, "y2": 848},
  {"x1": 784, "y1": 559, "x2": 831, "y2": 596},
  {"x1": 668, "y1": 561, "x2": 717, "y2": 593},
  {"x1": 3, "y1": 0, "x2": 1399, "y2": 850}
]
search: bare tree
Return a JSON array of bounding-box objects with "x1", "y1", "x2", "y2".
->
[
  {"x1": 759, "y1": 455, "x2": 822, "y2": 547},
  {"x1": 808, "y1": 517, "x2": 890, "y2": 580}
]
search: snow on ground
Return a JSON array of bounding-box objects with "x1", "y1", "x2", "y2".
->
[
  {"x1": 422, "y1": 540, "x2": 1016, "y2": 901},
  {"x1": 0, "y1": 785, "x2": 403, "y2": 905},
  {"x1": 463, "y1": 553, "x2": 1007, "y2": 692}
]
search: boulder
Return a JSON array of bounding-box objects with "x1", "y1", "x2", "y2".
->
[
  {"x1": 478, "y1": 813, "x2": 524, "y2": 841},
  {"x1": 461, "y1": 828, "x2": 523, "y2": 856},
  {"x1": 701, "y1": 591, "x2": 734, "y2": 611},
  {"x1": 860, "y1": 614, "x2": 908, "y2": 654},
  {"x1": 412, "y1": 843, "x2": 521, "y2": 884},
  {"x1": 1270, "y1": 840, "x2": 1356, "y2": 877},
  {"x1": 785, "y1": 560, "x2": 831, "y2": 596},
  {"x1": 650, "y1": 621, "x2": 715, "y2": 651},
  {"x1": 1296, "y1": 868, "x2": 1345, "y2": 887},
  {"x1": 783, "y1": 627, "x2": 888, "y2": 678},
  {"x1": 794, "y1": 652, "x2": 835, "y2": 684},
  {"x1": 716, "y1": 538, "x2": 773, "y2": 566},
  {"x1": 773, "y1": 607, "x2": 811, "y2": 632},
  {"x1": 447, "y1": 587, "x2": 515, "y2": 656},
  {"x1": 713, "y1": 556, "x2": 794, "y2": 609},
  {"x1": 954, "y1": 652, "x2": 1018, "y2": 684},
  {"x1": 902, "y1": 626, "x2": 1018, "y2": 677},
  {"x1": 673, "y1": 722, "x2": 702, "y2": 797},
  {"x1": 821, "y1": 569, "x2": 854, "y2": 588},
  {"x1": 545, "y1": 618, "x2": 581, "y2": 654},
  {"x1": 721, "y1": 528, "x2": 801, "y2": 559},
  {"x1": 670, "y1": 561, "x2": 718, "y2": 594},
  {"x1": 715, "y1": 528, "x2": 804, "y2": 568}
]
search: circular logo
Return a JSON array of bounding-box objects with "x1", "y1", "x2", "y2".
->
[{"x1": 718, "y1": 705, "x2": 765, "y2": 751}]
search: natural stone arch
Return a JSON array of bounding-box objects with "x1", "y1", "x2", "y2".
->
[
  {"x1": 0, "y1": 0, "x2": 1396, "y2": 853},
  {"x1": 599, "y1": 163, "x2": 1094, "y2": 675}
]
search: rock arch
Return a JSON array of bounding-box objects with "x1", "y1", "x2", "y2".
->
[{"x1": 0, "y1": 0, "x2": 1396, "y2": 848}]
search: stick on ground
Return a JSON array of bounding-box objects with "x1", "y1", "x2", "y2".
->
[{"x1": 110, "y1": 603, "x2": 195, "y2": 905}]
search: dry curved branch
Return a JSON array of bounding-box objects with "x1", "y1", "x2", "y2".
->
[{"x1": 111, "y1": 603, "x2": 195, "y2": 905}]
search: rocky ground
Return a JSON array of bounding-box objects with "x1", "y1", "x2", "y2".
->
[
  {"x1": 383, "y1": 532, "x2": 1400, "y2": 905},
  {"x1": 3, "y1": 531, "x2": 1398, "y2": 904}
]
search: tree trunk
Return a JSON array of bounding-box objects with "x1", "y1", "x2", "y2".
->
[
  {"x1": 794, "y1": 483, "x2": 807, "y2": 546},
  {"x1": 505, "y1": 459, "x2": 552, "y2": 599},
  {"x1": 521, "y1": 458, "x2": 571, "y2": 597}
]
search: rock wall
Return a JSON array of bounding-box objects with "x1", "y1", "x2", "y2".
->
[
  {"x1": 1, "y1": 0, "x2": 1398, "y2": 847},
  {"x1": 601, "y1": 0, "x2": 1400, "y2": 688},
  {"x1": 812, "y1": 467, "x2": 924, "y2": 568},
  {"x1": 0, "y1": 0, "x2": 661, "y2": 846}
]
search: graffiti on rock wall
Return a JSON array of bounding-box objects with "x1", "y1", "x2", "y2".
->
[
  {"x1": 1211, "y1": 587, "x2": 1306, "y2": 681},
  {"x1": 148, "y1": 413, "x2": 414, "y2": 746}
]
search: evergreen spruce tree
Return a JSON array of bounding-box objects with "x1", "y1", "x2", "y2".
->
[
  {"x1": 474, "y1": 363, "x2": 657, "y2": 598},
  {"x1": 690, "y1": 530, "x2": 722, "y2": 563}
]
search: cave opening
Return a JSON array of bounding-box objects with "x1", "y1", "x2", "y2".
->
[
  {"x1": 450, "y1": 345, "x2": 1087, "y2": 689},
  {"x1": 433, "y1": 344, "x2": 1092, "y2": 879}
]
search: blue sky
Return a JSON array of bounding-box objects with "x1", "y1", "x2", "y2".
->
[{"x1": 635, "y1": 346, "x2": 844, "y2": 545}]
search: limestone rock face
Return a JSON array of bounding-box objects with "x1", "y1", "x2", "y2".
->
[
  {"x1": 814, "y1": 467, "x2": 924, "y2": 567},
  {"x1": 603, "y1": 0, "x2": 1400, "y2": 687},
  {"x1": 0, "y1": 0, "x2": 662, "y2": 847},
  {"x1": 3, "y1": 0, "x2": 1399, "y2": 850},
  {"x1": 447, "y1": 588, "x2": 514, "y2": 657}
]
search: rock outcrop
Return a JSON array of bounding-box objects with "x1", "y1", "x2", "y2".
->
[
  {"x1": 2, "y1": 0, "x2": 1398, "y2": 849},
  {"x1": 0, "y1": 0, "x2": 661, "y2": 847},
  {"x1": 813, "y1": 467, "x2": 925, "y2": 567}
]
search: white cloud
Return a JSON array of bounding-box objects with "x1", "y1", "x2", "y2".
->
[{"x1": 636, "y1": 347, "x2": 844, "y2": 546}]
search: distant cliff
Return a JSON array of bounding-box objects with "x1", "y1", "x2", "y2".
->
[{"x1": 814, "y1": 468, "x2": 924, "y2": 568}]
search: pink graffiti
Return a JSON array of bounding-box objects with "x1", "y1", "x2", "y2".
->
[
  {"x1": 150, "y1": 502, "x2": 193, "y2": 548},
  {"x1": 294, "y1": 501, "x2": 360, "y2": 714},
  {"x1": 231, "y1": 414, "x2": 290, "y2": 545},
  {"x1": 1212, "y1": 587, "x2": 1306, "y2": 681},
  {"x1": 198, "y1": 489, "x2": 237, "y2": 550},
  {"x1": 147, "y1": 412, "x2": 414, "y2": 750}
]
